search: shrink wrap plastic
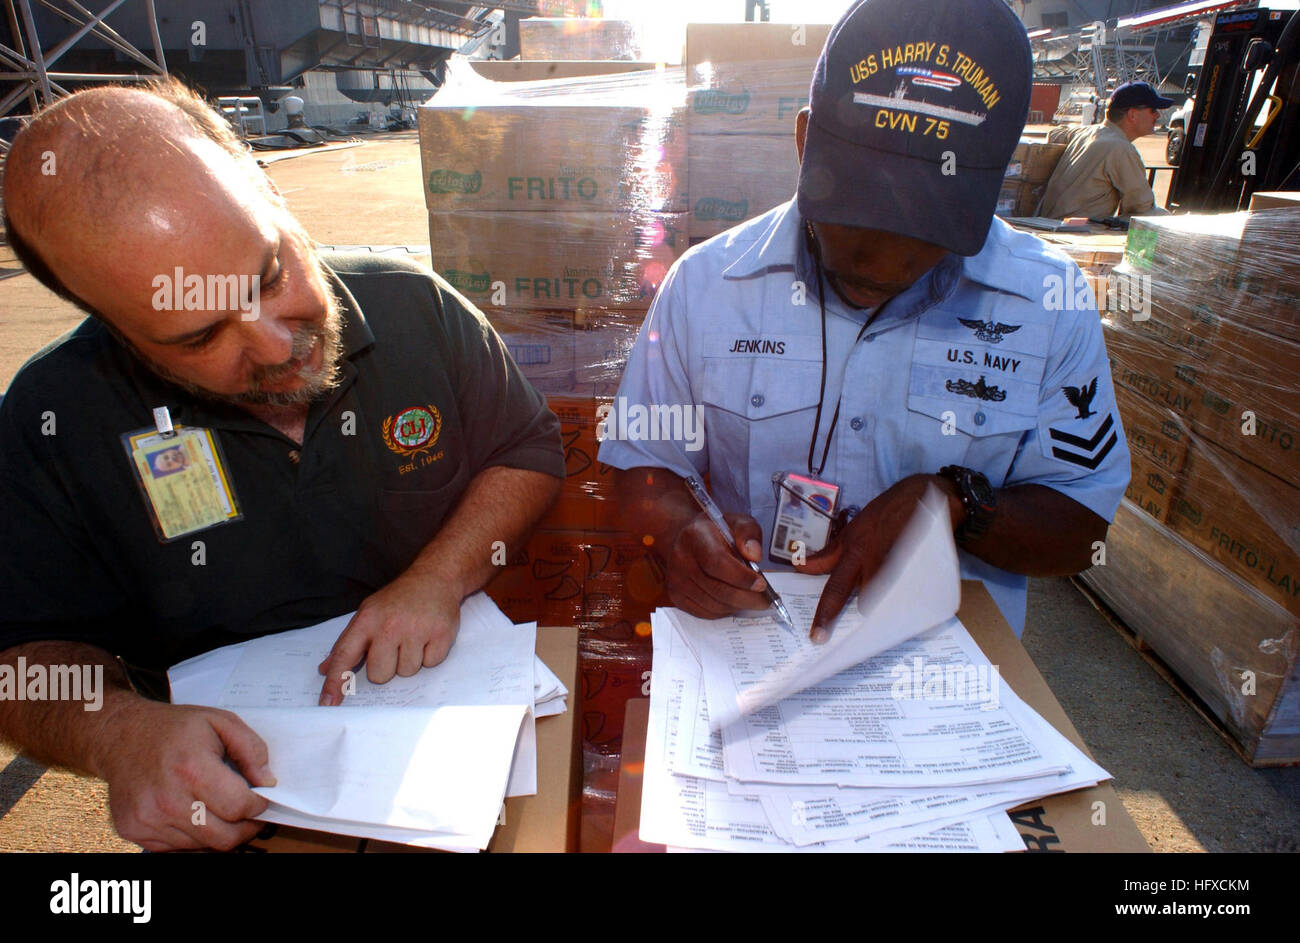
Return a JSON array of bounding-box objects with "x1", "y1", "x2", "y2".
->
[{"x1": 1089, "y1": 208, "x2": 1300, "y2": 764}]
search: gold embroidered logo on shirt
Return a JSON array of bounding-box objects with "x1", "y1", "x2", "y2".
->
[{"x1": 382, "y1": 405, "x2": 442, "y2": 457}]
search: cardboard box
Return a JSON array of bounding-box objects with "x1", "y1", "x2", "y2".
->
[
  {"x1": 611, "y1": 582, "x2": 1154, "y2": 849},
  {"x1": 1124, "y1": 448, "x2": 1180, "y2": 525},
  {"x1": 468, "y1": 60, "x2": 661, "y2": 82},
  {"x1": 1006, "y1": 140, "x2": 1066, "y2": 185},
  {"x1": 1194, "y1": 319, "x2": 1300, "y2": 484},
  {"x1": 1116, "y1": 391, "x2": 1188, "y2": 526},
  {"x1": 1226, "y1": 207, "x2": 1300, "y2": 340},
  {"x1": 1038, "y1": 231, "x2": 1128, "y2": 270},
  {"x1": 487, "y1": 308, "x2": 644, "y2": 397},
  {"x1": 688, "y1": 132, "x2": 797, "y2": 237},
  {"x1": 232, "y1": 626, "x2": 583, "y2": 851},
  {"x1": 581, "y1": 651, "x2": 652, "y2": 755},
  {"x1": 518, "y1": 18, "x2": 642, "y2": 61},
  {"x1": 1105, "y1": 281, "x2": 1297, "y2": 484},
  {"x1": 1123, "y1": 212, "x2": 1248, "y2": 292},
  {"x1": 1168, "y1": 436, "x2": 1300, "y2": 617},
  {"x1": 1102, "y1": 319, "x2": 1199, "y2": 426},
  {"x1": 1104, "y1": 319, "x2": 1193, "y2": 524},
  {"x1": 995, "y1": 180, "x2": 1045, "y2": 217},
  {"x1": 1247, "y1": 191, "x2": 1300, "y2": 211},
  {"x1": 484, "y1": 528, "x2": 669, "y2": 632},
  {"x1": 685, "y1": 23, "x2": 830, "y2": 136},
  {"x1": 419, "y1": 103, "x2": 687, "y2": 214},
  {"x1": 1083, "y1": 500, "x2": 1300, "y2": 765},
  {"x1": 541, "y1": 393, "x2": 620, "y2": 532},
  {"x1": 428, "y1": 210, "x2": 686, "y2": 310}
]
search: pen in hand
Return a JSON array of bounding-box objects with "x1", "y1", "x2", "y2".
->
[{"x1": 683, "y1": 476, "x2": 798, "y2": 634}]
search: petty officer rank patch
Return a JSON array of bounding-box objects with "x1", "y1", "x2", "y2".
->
[{"x1": 1044, "y1": 377, "x2": 1119, "y2": 469}]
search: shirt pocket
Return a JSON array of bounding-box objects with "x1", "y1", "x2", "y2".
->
[
  {"x1": 906, "y1": 304, "x2": 1049, "y2": 484},
  {"x1": 700, "y1": 356, "x2": 823, "y2": 509},
  {"x1": 903, "y1": 390, "x2": 1037, "y2": 486}
]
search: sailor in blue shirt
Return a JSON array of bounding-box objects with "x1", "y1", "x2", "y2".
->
[{"x1": 597, "y1": 0, "x2": 1129, "y2": 639}]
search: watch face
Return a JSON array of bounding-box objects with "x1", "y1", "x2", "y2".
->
[{"x1": 969, "y1": 473, "x2": 996, "y2": 508}]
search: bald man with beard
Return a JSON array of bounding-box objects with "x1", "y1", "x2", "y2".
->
[{"x1": 0, "y1": 80, "x2": 565, "y2": 851}]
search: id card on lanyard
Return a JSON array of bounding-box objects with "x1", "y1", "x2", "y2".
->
[
  {"x1": 766, "y1": 222, "x2": 872, "y2": 564},
  {"x1": 121, "y1": 407, "x2": 242, "y2": 542},
  {"x1": 769, "y1": 470, "x2": 840, "y2": 563}
]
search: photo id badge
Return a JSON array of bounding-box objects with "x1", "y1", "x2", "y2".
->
[
  {"x1": 769, "y1": 471, "x2": 840, "y2": 564},
  {"x1": 121, "y1": 425, "x2": 242, "y2": 542}
]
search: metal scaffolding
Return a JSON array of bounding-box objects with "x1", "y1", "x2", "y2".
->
[
  {"x1": 0, "y1": 0, "x2": 167, "y2": 153},
  {"x1": 1036, "y1": 25, "x2": 1164, "y2": 90},
  {"x1": 1032, "y1": 0, "x2": 1255, "y2": 99}
]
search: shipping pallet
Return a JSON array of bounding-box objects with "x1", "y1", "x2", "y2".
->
[{"x1": 1069, "y1": 575, "x2": 1276, "y2": 768}]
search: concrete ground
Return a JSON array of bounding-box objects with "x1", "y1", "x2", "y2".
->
[{"x1": 1, "y1": 130, "x2": 1295, "y2": 853}]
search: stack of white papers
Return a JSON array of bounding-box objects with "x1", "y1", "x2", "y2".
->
[
  {"x1": 168, "y1": 593, "x2": 567, "y2": 851},
  {"x1": 640, "y1": 489, "x2": 1109, "y2": 853}
]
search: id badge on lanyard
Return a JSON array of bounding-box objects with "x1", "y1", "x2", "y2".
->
[
  {"x1": 765, "y1": 222, "x2": 874, "y2": 565},
  {"x1": 768, "y1": 471, "x2": 840, "y2": 563},
  {"x1": 121, "y1": 406, "x2": 243, "y2": 543}
]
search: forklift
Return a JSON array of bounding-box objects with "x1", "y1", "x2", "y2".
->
[{"x1": 1167, "y1": 5, "x2": 1300, "y2": 211}]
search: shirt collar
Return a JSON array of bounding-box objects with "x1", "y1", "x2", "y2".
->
[
  {"x1": 721, "y1": 200, "x2": 807, "y2": 281},
  {"x1": 321, "y1": 260, "x2": 376, "y2": 359},
  {"x1": 721, "y1": 200, "x2": 1038, "y2": 312},
  {"x1": 960, "y1": 218, "x2": 1052, "y2": 302}
]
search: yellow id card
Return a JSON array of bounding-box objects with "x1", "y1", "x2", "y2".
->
[{"x1": 122, "y1": 425, "x2": 242, "y2": 542}]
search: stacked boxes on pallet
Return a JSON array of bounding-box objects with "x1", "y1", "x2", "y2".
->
[
  {"x1": 518, "y1": 17, "x2": 642, "y2": 61},
  {"x1": 1085, "y1": 206, "x2": 1300, "y2": 764},
  {"x1": 417, "y1": 67, "x2": 688, "y2": 837},
  {"x1": 684, "y1": 23, "x2": 827, "y2": 240},
  {"x1": 683, "y1": 22, "x2": 1068, "y2": 239}
]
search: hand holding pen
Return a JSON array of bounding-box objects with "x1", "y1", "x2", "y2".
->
[{"x1": 677, "y1": 477, "x2": 797, "y2": 634}]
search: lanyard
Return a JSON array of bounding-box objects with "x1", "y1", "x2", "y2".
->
[{"x1": 804, "y1": 222, "x2": 880, "y2": 478}]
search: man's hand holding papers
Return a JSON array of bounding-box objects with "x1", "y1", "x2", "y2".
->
[
  {"x1": 97, "y1": 702, "x2": 275, "y2": 852},
  {"x1": 168, "y1": 594, "x2": 567, "y2": 851},
  {"x1": 316, "y1": 563, "x2": 464, "y2": 706},
  {"x1": 796, "y1": 476, "x2": 966, "y2": 642},
  {"x1": 639, "y1": 490, "x2": 1111, "y2": 852}
]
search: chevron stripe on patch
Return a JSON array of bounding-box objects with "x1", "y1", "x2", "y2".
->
[
  {"x1": 1049, "y1": 413, "x2": 1114, "y2": 450},
  {"x1": 1052, "y1": 433, "x2": 1118, "y2": 469}
]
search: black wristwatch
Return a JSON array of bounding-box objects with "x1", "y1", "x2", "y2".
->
[{"x1": 939, "y1": 465, "x2": 997, "y2": 544}]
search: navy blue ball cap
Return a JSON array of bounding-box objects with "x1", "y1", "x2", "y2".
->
[
  {"x1": 1109, "y1": 81, "x2": 1176, "y2": 112},
  {"x1": 797, "y1": 0, "x2": 1032, "y2": 256}
]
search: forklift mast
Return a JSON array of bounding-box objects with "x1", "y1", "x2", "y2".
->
[{"x1": 1168, "y1": 6, "x2": 1300, "y2": 211}]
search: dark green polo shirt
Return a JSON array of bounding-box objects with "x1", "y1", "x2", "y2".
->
[{"x1": 0, "y1": 253, "x2": 564, "y2": 673}]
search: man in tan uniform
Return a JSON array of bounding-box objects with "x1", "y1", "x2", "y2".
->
[{"x1": 1040, "y1": 81, "x2": 1174, "y2": 219}]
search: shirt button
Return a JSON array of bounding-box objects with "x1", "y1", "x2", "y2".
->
[
  {"x1": 974, "y1": 412, "x2": 986, "y2": 427},
  {"x1": 751, "y1": 393, "x2": 765, "y2": 408},
  {"x1": 849, "y1": 417, "x2": 864, "y2": 431},
  {"x1": 288, "y1": 449, "x2": 301, "y2": 464},
  {"x1": 864, "y1": 333, "x2": 877, "y2": 343}
]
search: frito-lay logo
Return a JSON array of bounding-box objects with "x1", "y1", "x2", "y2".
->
[
  {"x1": 383, "y1": 405, "x2": 442, "y2": 455},
  {"x1": 444, "y1": 269, "x2": 491, "y2": 293},
  {"x1": 428, "y1": 169, "x2": 482, "y2": 194},
  {"x1": 1175, "y1": 499, "x2": 1202, "y2": 526},
  {"x1": 695, "y1": 197, "x2": 748, "y2": 221},
  {"x1": 1201, "y1": 389, "x2": 1231, "y2": 416},
  {"x1": 693, "y1": 89, "x2": 750, "y2": 115}
]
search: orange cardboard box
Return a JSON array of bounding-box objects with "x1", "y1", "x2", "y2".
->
[{"x1": 1168, "y1": 436, "x2": 1300, "y2": 616}]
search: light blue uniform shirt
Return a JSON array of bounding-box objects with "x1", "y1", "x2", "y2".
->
[{"x1": 598, "y1": 200, "x2": 1130, "y2": 636}]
